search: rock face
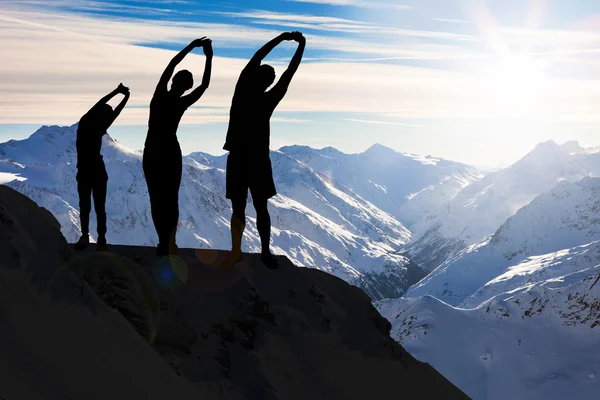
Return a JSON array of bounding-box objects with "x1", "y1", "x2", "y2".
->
[
  {"x1": 0, "y1": 185, "x2": 200, "y2": 400},
  {"x1": 0, "y1": 185, "x2": 468, "y2": 400}
]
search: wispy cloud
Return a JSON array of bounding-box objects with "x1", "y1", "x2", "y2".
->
[
  {"x1": 220, "y1": 10, "x2": 475, "y2": 41},
  {"x1": 285, "y1": 0, "x2": 412, "y2": 9},
  {"x1": 272, "y1": 118, "x2": 312, "y2": 123},
  {"x1": 432, "y1": 18, "x2": 470, "y2": 24},
  {"x1": 344, "y1": 119, "x2": 430, "y2": 128},
  {"x1": 8, "y1": 0, "x2": 189, "y2": 16},
  {"x1": 3, "y1": 1, "x2": 600, "y2": 132}
]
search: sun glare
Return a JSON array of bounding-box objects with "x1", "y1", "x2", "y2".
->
[{"x1": 480, "y1": 55, "x2": 550, "y2": 118}]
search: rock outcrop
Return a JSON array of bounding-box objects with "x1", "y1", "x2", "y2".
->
[{"x1": 0, "y1": 185, "x2": 468, "y2": 399}]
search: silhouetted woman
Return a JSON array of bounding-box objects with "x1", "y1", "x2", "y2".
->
[
  {"x1": 143, "y1": 37, "x2": 213, "y2": 257},
  {"x1": 221, "y1": 31, "x2": 306, "y2": 269},
  {"x1": 75, "y1": 83, "x2": 130, "y2": 251}
]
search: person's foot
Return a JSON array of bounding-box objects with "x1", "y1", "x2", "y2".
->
[
  {"x1": 156, "y1": 245, "x2": 168, "y2": 258},
  {"x1": 97, "y1": 236, "x2": 108, "y2": 252},
  {"x1": 74, "y1": 234, "x2": 90, "y2": 251},
  {"x1": 218, "y1": 249, "x2": 243, "y2": 269},
  {"x1": 168, "y1": 242, "x2": 179, "y2": 255},
  {"x1": 261, "y1": 251, "x2": 279, "y2": 270}
]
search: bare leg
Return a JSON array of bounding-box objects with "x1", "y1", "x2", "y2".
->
[
  {"x1": 75, "y1": 174, "x2": 92, "y2": 251},
  {"x1": 219, "y1": 198, "x2": 246, "y2": 269},
  {"x1": 254, "y1": 198, "x2": 278, "y2": 269},
  {"x1": 93, "y1": 176, "x2": 108, "y2": 251}
]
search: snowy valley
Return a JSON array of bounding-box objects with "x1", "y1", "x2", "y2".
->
[{"x1": 378, "y1": 176, "x2": 600, "y2": 399}]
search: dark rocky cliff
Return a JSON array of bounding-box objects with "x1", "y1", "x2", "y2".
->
[{"x1": 0, "y1": 185, "x2": 469, "y2": 400}]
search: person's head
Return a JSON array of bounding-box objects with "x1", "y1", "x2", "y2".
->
[
  {"x1": 171, "y1": 69, "x2": 194, "y2": 95},
  {"x1": 88, "y1": 103, "x2": 113, "y2": 126},
  {"x1": 257, "y1": 64, "x2": 276, "y2": 91}
]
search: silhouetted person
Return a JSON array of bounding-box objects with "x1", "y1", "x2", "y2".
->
[
  {"x1": 75, "y1": 83, "x2": 130, "y2": 251},
  {"x1": 143, "y1": 37, "x2": 213, "y2": 257},
  {"x1": 220, "y1": 31, "x2": 306, "y2": 269}
]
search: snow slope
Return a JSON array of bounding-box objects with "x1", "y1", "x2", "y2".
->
[
  {"x1": 278, "y1": 144, "x2": 481, "y2": 227},
  {"x1": 405, "y1": 177, "x2": 600, "y2": 306},
  {"x1": 376, "y1": 177, "x2": 600, "y2": 399},
  {"x1": 406, "y1": 140, "x2": 600, "y2": 270},
  {"x1": 0, "y1": 124, "x2": 427, "y2": 300},
  {"x1": 377, "y1": 248, "x2": 600, "y2": 400}
]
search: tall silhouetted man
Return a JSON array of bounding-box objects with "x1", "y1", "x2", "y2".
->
[
  {"x1": 75, "y1": 83, "x2": 130, "y2": 251},
  {"x1": 221, "y1": 31, "x2": 306, "y2": 269},
  {"x1": 143, "y1": 37, "x2": 213, "y2": 257}
]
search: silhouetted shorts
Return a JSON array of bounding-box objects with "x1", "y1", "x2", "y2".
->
[{"x1": 226, "y1": 151, "x2": 276, "y2": 201}]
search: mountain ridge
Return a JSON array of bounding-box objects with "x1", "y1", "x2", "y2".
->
[{"x1": 405, "y1": 138, "x2": 600, "y2": 271}]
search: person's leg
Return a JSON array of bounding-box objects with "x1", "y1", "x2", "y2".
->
[
  {"x1": 231, "y1": 198, "x2": 247, "y2": 253},
  {"x1": 75, "y1": 172, "x2": 92, "y2": 250},
  {"x1": 253, "y1": 197, "x2": 278, "y2": 269},
  {"x1": 253, "y1": 198, "x2": 271, "y2": 255},
  {"x1": 219, "y1": 198, "x2": 246, "y2": 269},
  {"x1": 250, "y1": 155, "x2": 278, "y2": 268},
  {"x1": 164, "y1": 151, "x2": 182, "y2": 254},
  {"x1": 92, "y1": 172, "x2": 108, "y2": 250},
  {"x1": 219, "y1": 152, "x2": 249, "y2": 268},
  {"x1": 143, "y1": 151, "x2": 166, "y2": 255}
]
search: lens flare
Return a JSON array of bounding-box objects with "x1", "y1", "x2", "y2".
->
[{"x1": 152, "y1": 254, "x2": 188, "y2": 291}]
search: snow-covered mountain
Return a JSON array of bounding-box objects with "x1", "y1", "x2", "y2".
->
[
  {"x1": 405, "y1": 177, "x2": 600, "y2": 306},
  {"x1": 376, "y1": 177, "x2": 600, "y2": 399},
  {"x1": 406, "y1": 140, "x2": 600, "y2": 271},
  {"x1": 377, "y1": 245, "x2": 600, "y2": 400},
  {"x1": 0, "y1": 124, "x2": 444, "y2": 300},
  {"x1": 278, "y1": 144, "x2": 482, "y2": 228}
]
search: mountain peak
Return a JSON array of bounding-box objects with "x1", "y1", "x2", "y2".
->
[
  {"x1": 278, "y1": 145, "x2": 316, "y2": 157},
  {"x1": 512, "y1": 139, "x2": 568, "y2": 169},
  {"x1": 561, "y1": 140, "x2": 588, "y2": 155},
  {"x1": 533, "y1": 139, "x2": 560, "y2": 151},
  {"x1": 364, "y1": 143, "x2": 396, "y2": 156}
]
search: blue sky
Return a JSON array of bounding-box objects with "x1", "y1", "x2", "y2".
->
[{"x1": 3, "y1": 0, "x2": 600, "y2": 167}]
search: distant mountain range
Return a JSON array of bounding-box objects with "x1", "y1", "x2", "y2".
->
[
  {"x1": 0, "y1": 124, "x2": 477, "y2": 300},
  {"x1": 405, "y1": 140, "x2": 600, "y2": 270}
]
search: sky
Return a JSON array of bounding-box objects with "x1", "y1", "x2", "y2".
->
[{"x1": 3, "y1": 0, "x2": 600, "y2": 168}]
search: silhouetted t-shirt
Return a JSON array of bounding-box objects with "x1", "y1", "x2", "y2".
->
[
  {"x1": 223, "y1": 64, "x2": 286, "y2": 154},
  {"x1": 76, "y1": 113, "x2": 109, "y2": 171},
  {"x1": 145, "y1": 90, "x2": 189, "y2": 150}
]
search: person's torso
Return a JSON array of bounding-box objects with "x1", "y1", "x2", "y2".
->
[
  {"x1": 224, "y1": 72, "x2": 275, "y2": 153},
  {"x1": 76, "y1": 117, "x2": 106, "y2": 170},
  {"x1": 146, "y1": 92, "x2": 187, "y2": 148}
]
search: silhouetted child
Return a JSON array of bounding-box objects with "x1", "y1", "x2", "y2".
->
[
  {"x1": 220, "y1": 31, "x2": 306, "y2": 269},
  {"x1": 75, "y1": 83, "x2": 130, "y2": 251},
  {"x1": 143, "y1": 37, "x2": 213, "y2": 257}
]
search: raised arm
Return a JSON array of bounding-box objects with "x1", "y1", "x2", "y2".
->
[
  {"x1": 155, "y1": 37, "x2": 207, "y2": 94},
  {"x1": 181, "y1": 39, "x2": 213, "y2": 107},
  {"x1": 245, "y1": 32, "x2": 290, "y2": 69},
  {"x1": 269, "y1": 32, "x2": 306, "y2": 102},
  {"x1": 91, "y1": 87, "x2": 121, "y2": 111},
  {"x1": 106, "y1": 83, "x2": 130, "y2": 127}
]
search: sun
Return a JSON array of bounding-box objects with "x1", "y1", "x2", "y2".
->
[{"x1": 479, "y1": 55, "x2": 550, "y2": 118}]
